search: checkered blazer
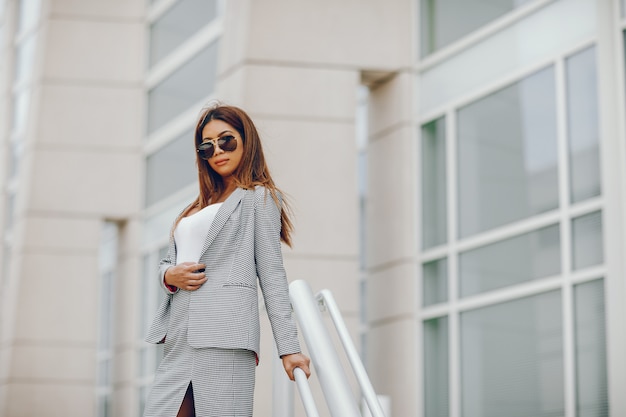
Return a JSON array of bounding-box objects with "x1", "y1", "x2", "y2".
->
[{"x1": 145, "y1": 186, "x2": 301, "y2": 359}]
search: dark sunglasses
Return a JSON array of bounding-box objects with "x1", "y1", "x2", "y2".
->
[{"x1": 196, "y1": 135, "x2": 238, "y2": 160}]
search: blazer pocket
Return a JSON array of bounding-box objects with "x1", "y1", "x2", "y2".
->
[{"x1": 222, "y1": 282, "x2": 256, "y2": 290}]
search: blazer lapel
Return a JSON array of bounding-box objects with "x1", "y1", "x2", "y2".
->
[{"x1": 198, "y1": 187, "x2": 245, "y2": 258}]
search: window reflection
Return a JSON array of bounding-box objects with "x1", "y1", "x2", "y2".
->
[
  {"x1": 14, "y1": 34, "x2": 37, "y2": 85},
  {"x1": 421, "y1": 117, "x2": 447, "y2": 248},
  {"x1": 571, "y1": 211, "x2": 603, "y2": 271},
  {"x1": 574, "y1": 279, "x2": 609, "y2": 417},
  {"x1": 566, "y1": 46, "x2": 601, "y2": 203},
  {"x1": 424, "y1": 316, "x2": 449, "y2": 417},
  {"x1": 12, "y1": 90, "x2": 30, "y2": 136},
  {"x1": 459, "y1": 225, "x2": 560, "y2": 297},
  {"x1": 420, "y1": 0, "x2": 531, "y2": 56},
  {"x1": 457, "y1": 66, "x2": 558, "y2": 237},
  {"x1": 145, "y1": 129, "x2": 196, "y2": 207},
  {"x1": 149, "y1": 0, "x2": 218, "y2": 67},
  {"x1": 461, "y1": 291, "x2": 564, "y2": 417},
  {"x1": 17, "y1": 0, "x2": 41, "y2": 33},
  {"x1": 147, "y1": 41, "x2": 219, "y2": 134},
  {"x1": 423, "y1": 258, "x2": 448, "y2": 306}
]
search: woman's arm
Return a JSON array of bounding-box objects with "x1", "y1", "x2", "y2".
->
[{"x1": 253, "y1": 188, "x2": 304, "y2": 359}]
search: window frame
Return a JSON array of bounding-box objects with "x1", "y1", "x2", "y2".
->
[{"x1": 416, "y1": 37, "x2": 607, "y2": 417}]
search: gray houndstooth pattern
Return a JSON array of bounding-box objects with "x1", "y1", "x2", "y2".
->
[{"x1": 144, "y1": 186, "x2": 300, "y2": 416}]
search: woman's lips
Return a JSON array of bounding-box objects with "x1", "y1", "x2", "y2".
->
[{"x1": 214, "y1": 158, "x2": 229, "y2": 166}]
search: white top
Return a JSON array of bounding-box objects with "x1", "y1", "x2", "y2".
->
[{"x1": 174, "y1": 203, "x2": 223, "y2": 264}]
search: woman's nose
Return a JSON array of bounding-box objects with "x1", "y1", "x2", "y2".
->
[{"x1": 213, "y1": 142, "x2": 225, "y2": 156}]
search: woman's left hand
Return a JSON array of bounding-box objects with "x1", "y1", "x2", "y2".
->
[{"x1": 281, "y1": 352, "x2": 311, "y2": 381}]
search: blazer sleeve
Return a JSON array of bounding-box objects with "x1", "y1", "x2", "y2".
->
[
  {"x1": 159, "y1": 234, "x2": 179, "y2": 295},
  {"x1": 254, "y1": 188, "x2": 301, "y2": 357}
]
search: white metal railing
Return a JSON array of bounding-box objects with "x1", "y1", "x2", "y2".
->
[
  {"x1": 287, "y1": 280, "x2": 388, "y2": 417},
  {"x1": 294, "y1": 367, "x2": 320, "y2": 417}
]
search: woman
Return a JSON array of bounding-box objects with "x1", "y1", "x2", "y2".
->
[{"x1": 144, "y1": 104, "x2": 311, "y2": 417}]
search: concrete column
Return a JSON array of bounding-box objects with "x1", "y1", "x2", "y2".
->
[
  {"x1": 366, "y1": 71, "x2": 419, "y2": 417},
  {"x1": 216, "y1": 1, "x2": 413, "y2": 416},
  {"x1": 0, "y1": 0, "x2": 144, "y2": 415}
]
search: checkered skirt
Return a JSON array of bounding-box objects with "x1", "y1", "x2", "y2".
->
[{"x1": 143, "y1": 288, "x2": 256, "y2": 417}]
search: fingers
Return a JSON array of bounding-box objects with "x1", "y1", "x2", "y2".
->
[
  {"x1": 282, "y1": 353, "x2": 312, "y2": 380},
  {"x1": 181, "y1": 276, "x2": 208, "y2": 291}
]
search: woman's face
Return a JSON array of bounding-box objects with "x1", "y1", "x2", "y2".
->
[{"x1": 201, "y1": 119, "x2": 244, "y2": 179}]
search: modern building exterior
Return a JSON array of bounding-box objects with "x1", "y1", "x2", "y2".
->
[{"x1": 1, "y1": 0, "x2": 625, "y2": 417}]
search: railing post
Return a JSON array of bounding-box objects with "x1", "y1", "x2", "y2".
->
[{"x1": 289, "y1": 280, "x2": 362, "y2": 417}]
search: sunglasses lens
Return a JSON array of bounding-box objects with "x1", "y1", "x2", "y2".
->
[
  {"x1": 197, "y1": 136, "x2": 237, "y2": 159},
  {"x1": 197, "y1": 143, "x2": 214, "y2": 159},
  {"x1": 219, "y1": 136, "x2": 238, "y2": 152}
]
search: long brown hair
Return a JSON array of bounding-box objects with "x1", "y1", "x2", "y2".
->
[{"x1": 174, "y1": 103, "x2": 294, "y2": 246}]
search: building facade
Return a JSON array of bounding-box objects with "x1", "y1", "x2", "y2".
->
[{"x1": 1, "y1": 0, "x2": 625, "y2": 417}]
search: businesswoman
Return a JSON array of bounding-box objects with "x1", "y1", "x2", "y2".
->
[{"x1": 144, "y1": 104, "x2": 310, "y2": 417}]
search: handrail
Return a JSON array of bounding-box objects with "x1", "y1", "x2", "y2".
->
[
  {"x1": 294, "y1": 367, "x2": 320, "y2": 417},
  {"x1": 290, "y1": 280, "x2": 362, "y2": 417},
  {"x1": 317, "y1": 289, "x2": 387, "y2": 417},
  {"x1": 289, "y1": 280, "x2": 388, "y2": 417}
]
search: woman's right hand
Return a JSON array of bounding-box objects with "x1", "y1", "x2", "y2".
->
[{"x1": 164, "y1": 262, "x2": 207, "y2": 291}]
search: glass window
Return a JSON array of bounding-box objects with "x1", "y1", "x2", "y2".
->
[
  {"x1": 419, "y1": 0, "x2": 595, "y2": 113},
  {"x1": 12, "y1": 90, "x2": 30, "y2": 135},
  {"x1": 5, "y1": 193, "x2": 15, "y2": 231},
  {"x1": 2, "y1": 246, "x2": 11, "y2": 290},
  {"x1": 574, "y1": 279, "x2": 608, "y2": 417},
  {"x1": 459, "y1": 224, "x2": 560, "y2": 297},
  {"x1": 421, "y1": 117, "x2": 447, "y2": 249},
  {"x1": 14, "y1": 34, "x2": 37, "y2": 85},
  {"x1": 149, "y1": 0, "x2": 218, "y2": 67},
  {"x1": 17, "y1": 0, "x2": 41, "y2": 33},
  {"x1": 423, "y1": 258, "x2": 448, "y2": 306},
  {"x1": 97, "y1": 222, "x2": 118, "y2": 417},
  {"x1": 457, "y1": 66, "x2": 558, "y2": 237},
  {"x1": 147, "y1": 41, "x2": 219, "y2": 134},
  {"x1": 461, "y1": 291, "x2": 564, "y2": 417},
  {"x1": 8, "y1": 141, "x2": 21, "y2": 179},
  {"x1": 566, "y1": 46, "x2": 601, "y2": 203},
  {"x1": 420, "y1": 0, "x2": 532, "y2": 56},
  {"x1": 424, "y1": 316, "x2": 448, "y2": 417},
  {"x1": 145, "y1": 129, "x2": 196, "y2": 207},
  {"x1": 571, "y1": 211, "x2": 603, "y2": 270}
]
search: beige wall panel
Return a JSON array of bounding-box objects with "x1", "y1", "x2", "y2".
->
[
  {"x1": 215, "y1": 65, "x2": 247, "y2": 105},
  {"x1": 239, "y1": 65, "x2": 358, "y2": 120},
  {"x1": 9, "y1": 344, "x2": 95, "y2": 381},
  {"x1": 366, "y1": 125, "x2": 417, "y2": 268},
  {"x1": 112, "y1": 384, "x2": 136, "y2": 417},
  {"x1": 0, "y1": 346, "x2": 11, "y2": 381},
  {"x1": 369, "y1": 71, "x2": 414, "y2": 137},
  {"x1": 14, "y1": 252, "x2": 98, "y2": 343},
  {"x1": 283, "y1": 256, "x2": 360, "y2": 314},
  {"x1": 5, "y1": 383, "x2": 95, "y2": 417},
  {"x1": 367, "y1": 261, "x2": 418, "y2": 323},
  {"x1": 254, "y1": 118, "x2": 359, "y2": 257},
  {"x1": 27, "y1": 148, "x2": 141, "y2": 217},
  {"x1": 367, "y1": 319, "x2": 419, "y2": 417},
  {"x1": 50, "y1": 0, "x2": 144, "y2": 20},
  {"x1": 42, "y1": 18, "x2": 143, "y2": 83},
  {"x1": 112, "y1": 347, "x2": 135, "y2": 385},
  {"x1": 246, "y1": 0, "x2": 413, "y2": 70},
  {"x1": 36, "y1": 84, "x2": 142, "y2": 149},
  {"x1": 20, "y1": 216, "x2": 100, "y2": 252},
  {"x1": 114, "y1": 258, "x2": 141, "y2": 346}
]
